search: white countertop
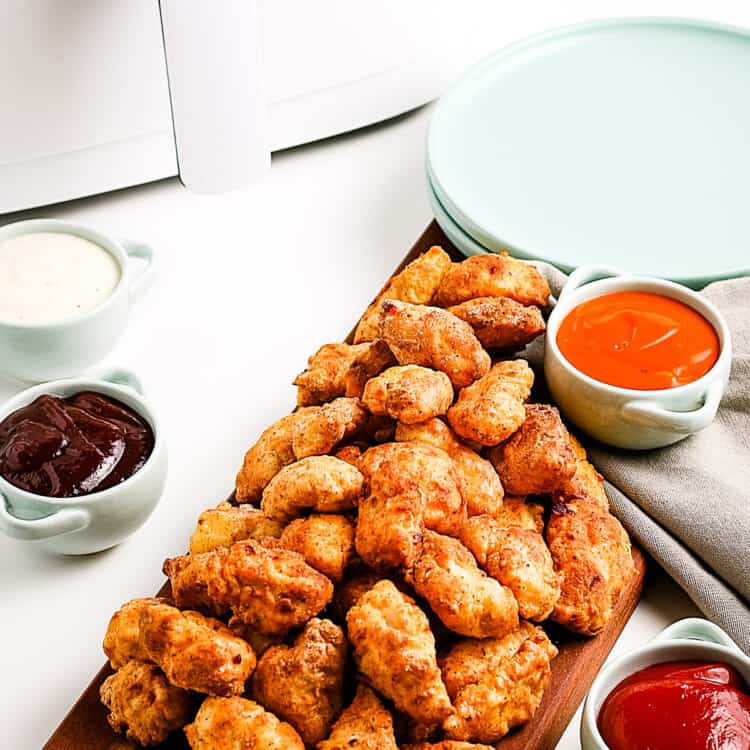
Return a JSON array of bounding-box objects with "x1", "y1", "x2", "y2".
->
[{"x1": 0, "y1": 102, "x2": 703, "y2": 749}]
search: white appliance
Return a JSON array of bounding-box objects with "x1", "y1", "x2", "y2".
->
[{"x1": 0, "y1": 0, "x2": 501, "y2": 213}]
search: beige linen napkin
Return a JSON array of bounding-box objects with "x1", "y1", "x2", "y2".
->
[{"x1": 538, "y1": 267, "x2": 750, "y2": 654}]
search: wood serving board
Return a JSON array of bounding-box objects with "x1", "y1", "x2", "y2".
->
[{"x1": 45, "y1": 222, "x2": 647, "y2": 750}]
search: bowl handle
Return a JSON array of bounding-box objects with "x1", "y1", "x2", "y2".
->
[
  {"x1": 558, "y1": 264, "x2": 624, "y2": 302},
  {"x1": 651, "y1": 617, "x2": 741, "y2": 652},
  {"x1": 121, "y1": 239, "x2": 158, "y2": 303},
  {"x1": 0, "y1": 494, "x2": 90, "y2": 542}
]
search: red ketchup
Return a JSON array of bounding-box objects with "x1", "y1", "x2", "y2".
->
[{"x1": 598, "y1": 660, "x2": 750, "y2": 750}]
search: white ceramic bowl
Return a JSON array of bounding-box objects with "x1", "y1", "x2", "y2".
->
[
  {"x1": 581, "y1": 618, "x2": 750, "y2": 749},
  {"x1": 0, "y1": 368, "x2": 167, "y2": 554},
  {"x1": 544, "y1": 265, "x2": 732, "y2": 450},
  {"x1": 0, "y1": 218, "x2": 157, "y2": 383}
]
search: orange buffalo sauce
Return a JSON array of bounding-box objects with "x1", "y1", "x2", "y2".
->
[{"x1": 557, "y1": 291, "x2": 719, "y2": 390}]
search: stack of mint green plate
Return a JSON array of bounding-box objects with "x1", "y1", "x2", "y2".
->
[{"x1": 426, "y1": 18, "x2": 750, "y2": 289}]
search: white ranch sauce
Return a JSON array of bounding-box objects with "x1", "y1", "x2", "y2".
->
[{"x1": 0, "y1": 232, "x2": 121, "y2": 324}]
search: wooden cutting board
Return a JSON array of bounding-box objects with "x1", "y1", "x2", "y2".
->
[{"x1": 44, "y1": 221, "x2": 647, "y2": 750}]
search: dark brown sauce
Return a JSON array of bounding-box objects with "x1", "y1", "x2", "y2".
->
[{"x1": 0, "y1": 391, "x2": 154, "y2": 497}]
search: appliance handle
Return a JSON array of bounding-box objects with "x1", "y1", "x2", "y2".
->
[{"x1": 158, "y1": 0, "x2": 270, "y2": 193}]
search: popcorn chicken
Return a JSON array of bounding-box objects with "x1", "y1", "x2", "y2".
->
[
  {"x1": 261, "y1": 455, "x2": 364, "y2": 523},
  {"x1": 406, "y1": 530, "x2": 519, "y2": 638},
  {"x1": 280, "y1": 514, "x2": 355, "y2": 581},
  {"x1": 440, "y1": 622, "x2": 558, "y2": 743},
  {"x1": 380, "y1": 300, "x2": 490, "y2": 388},
  {"x1": 292, "y1": 397, "x2": 369, "y2": 459},
  {"x1": 362, "y1": 365, "x2": 454, "y2": 424},
  {"x1": 294, "y1": 342, "x2": 371, "y2": 406},
  {"x1": 332, "y1": 564, "x2": 386, "y2": 620},
  {"x1": 447, "y1": 360, "x2": 534, "y2": 446},
  {"x1": 490, "y1": 494, "x2": 545, "y2": 533},
  {"x1": 344, "y1": 339, "x2": 398, "y2": 398},
  {"x1": 434, "y1": 253, "x2": 550, "y2": 308},
  {"x1": 346, "y1": 581, "x2": 453, "y2": 724},
  {"x1": 553, "y1": 433, "x2": 609, "y2": 509},
  {"x1": 227, "y1": 617, "x2": 282, "y2": 658},
  {"x1": 185, "y1": 696, "x2": 304, "y2": 750},
  {"x1": 163, "y1": 539, "x2": 333, "y2": 635},
  {"x1": 447, "y1": 296, "x2": 546, "y2": 351},
  {"x1": 100, "y1": 660, "x2": 191, "y2": 746},
  {"x1": 402, "y1": 742, "x2": 495, "y2": 750},
  {"x1": 488, "y1": 404, "x2": 576, "y2": 494},
  {"x1": 252, "y1": 618, "x2": 347, "y2": 746},
  {"x1": 355, "y1": 245, "x2": 453, "y2": 343},
  {"x1": 189, "y1": 501, "x2": 284, "y2": 554}
]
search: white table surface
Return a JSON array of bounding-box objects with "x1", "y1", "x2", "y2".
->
[{"x1": 0, "y1": 102, "x2": 703, "y2": 749}]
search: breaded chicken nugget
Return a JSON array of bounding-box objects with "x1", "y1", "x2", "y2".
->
[
  {"x1": 362, "y1": 365, "x2": 454, "y2": 424},
  {"x1": 100, "y1": 660, "x2": 191, "y2": 746},
  {"x1": 189, "y1": 501, "x2": 284, "y2": 554},
  {"x1": 280, "y1": 514, "x2": 355, "y2": 581},
  {"x1": 491, "y1": 495, "x2": 545, "y2": 533},
  {"x1": 380, "y1": 300, "x2": 490, "y2": 388},
  {"x1": 447, "y1": 360, "x2": 534, "y2": 446},
  {"x1": 446, "y1": 296, "x2": 546, "y2": 351},
  {"x1": 294, "y1": 342, "x2": 371, "y2": 406},
  {"x1": 261, "y1": 455, "x2": 364, "y2": 523},
  {"x1": 292, "y1": 397, "x2": 369, "y2": 459},
  {"x1": 460, "y1": 516, "x2": 560, "y2": 622},
  {"x1": 185, "y1": 696, "x2": 304, "y2": 750},
  {"x1": 402, "y1": 743, "x2": 495, "y2": 750},
  {"x1": 547, "y1": 499, "x2": 635, "y2": 635},
  {"x1": 163, "y1": 539, "x2": 333, "y2": 635},
  {"x1": 407, "y1": 530, "x2": 519, "y2": 638},
  {"x1": 354, "y1": 246, "x2": 453, "y2": 343},
  {"x1": 346, "y1": 580, "x2": 453, "y2": 724},
  {"x1": 331, "y1": 565, "x2": 391, "y2": 620},
  {"x1": 488, "y1": 404, "x2": 576, "y2": 495},
  {"x1": 344, "y1": 339, "x2": 398, "y2": 399},
  {"x1": 440, "y1": 622, "x2": 557, "y2": 743},
  {"x1": 434, "y1": 253, "x2": 550, "y2": 308},
  {"x1": 103, "y1": 598, "x2": 255, "y2": 696},
  {"x1": 395, "y1": 418, "x2": 504, "y2": 518},
  {"x1": 553, "y1": 433, "x2": 609, "y2": 509},
  {"x1": 227, "y1": 617, "x2": 282, "y2": 658},
  {"x1": 251, "y1": 618, "x2": 347, "y2": 746}
]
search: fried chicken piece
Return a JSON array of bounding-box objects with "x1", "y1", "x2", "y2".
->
[
  {"x1": 403, "y1": 743, "x2": 495, "y2": 750},
  {"x1": 100, "y1": 660, "x2": 191, "y2": 746},
  {"x1": 334, "y1": 443, "x2": 364, "y2": 468},
  {"x1": 446, "y1": 296, "x2": 546, "y2": 351},
  {"x1": 406, "y1": 530, "x2": 518, "y2": 638},
  {"x1": 434, "y1": 253, "x2": 550, "y2": 308},
  {"x1": 261, "y1": 455, "x2": 364, "y2": 523},
  {"x1": 488, "y1": 404, "x2": 576, "y2": 495},
  {"x1": 354, "y1": 246, "x2": 453, "y2": 343},
  {"x1": 227, "y1": 616, "x2": 283, "y2": 657},
  {"x1": 280, "y1": 514, "x2": 355, "y2": 581},
  {"x1": 553, "y1": 433, "x2": 609, "y2": 509},
  {"x1": 294, "y1": 342, "x2": 371, "y2": 406},
  {"x1": 546, "y1": 499, "x2": 635, "y2": 635},
  {"x1": 395, "y1": 418, "x2": 504, "y2": 518},
  {"x1": 185, "y1": 696, "x2": 304, "y2": 750},
  {"x1": 440, "y1": 622, "x2": 558, "y2": 743},
  {"x1": 362, "y1": 365, "x2": 454, "y2": 424},
  {"x1": 447, "y1": 360, "x2": 533, "y2": 446},
  {"x1": 318, "y1": 683, "x2": 399, "y2": 750},
  {"x1": 103, "y1": 598, "x2": 255, "y2": 696},
  {"x1": 189, "y1": 501, "x2": 284, "y2": 554},
  {"x1": 460, "y1": 516, "x2": 560, "y2": 622},
  {"x1": 344, "y1": 339, "x2": 398, "y2": 398},
  {"x1": 292, "y1": 397, "x2": 369, "y2": 459},
  {"x1": 251, "y1": 618, "x2": 347, "y2": 745},
  {"x1": 491, "y1": 495, "x2": 545, "y2": 533},
  {"x1": 379, "y1": 300, "x2": 490, "y2": 388},
  {"x1": 346, "y1": 580, "x2": 453, "y2": 724},
  {"x1": 163, "y1": 539, "x2": 334, "y2": 635}
]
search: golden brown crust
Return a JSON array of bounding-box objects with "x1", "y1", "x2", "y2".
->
[
  {"x1": 292, "y1": 398, "x2": 369, "y2": 459},
  {"x1": 354, "y1": 246, "x2": 453, "y2": 343},
  {"x1": 447, "y1": 360, "x2": 534, "y2": 446},
  {"x1": 346, "y1": 581, "x2": 453, "y2": 724},
  {"x1": 184, "y1": 696, "x2": 304, "y2": 750},
  {"x1": 280, "y1": 514, "x2": 355, "y2": 582},
  {"x1": 489, "y1": 495, "x2": 545, "y2": 533},
  {"x1": 446, "y1": 296, "x2": 546, "y2": 351},
  {"x1": 379, "y1": 300, "x2": 490, "y2": 388},
  {"x1": 190, "y1": 502, "x2": 284, "y2": 554},
  {"x1": 227, "y1": 617, "x2": 283, "y2": 658},
  {"x1": 163, "y1": 539, "x2": 334, "y2": 636},
  {"x1": 402, "y1": 742, "x2": 495, "y2": 750},
  {"x1": 100, "y1": 660, "x2": 192, "y2": 746},
  {"x1": 294, "y1": 342, "x2": 372, "y2": 406},
  {"x1": 251, "y1": 618, "x2": 347, "y2": 746},
  {"x1": 434, "y1": 253, "x2": 550, "y2": 308},
  {"x1": 553, "y1": 433, "x2": 609, "y2": 509},
  {"x1": 344, "y1": 339, "x2": 398, "y2": 399},
  {"x1": 362, "y1": 365, "x2": 454, "y2": 424},
  {"x1": 488, "y1": 404, "x2": 576, "y2": 495}
]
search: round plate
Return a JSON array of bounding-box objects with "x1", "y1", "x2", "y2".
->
[{"x1": 427, "y1": 18, "x2": 750, "y2": 288}]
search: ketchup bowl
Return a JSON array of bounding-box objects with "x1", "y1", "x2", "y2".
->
[
  {"x1": 581, "y1": 618, "x2": 750, "y2": 750},
  {"x1": 0, "y1": 368, "x2": 167, "y2": 554},
  {"x1": 544, "y1": 265, "x2": 732, "y2": 449}
]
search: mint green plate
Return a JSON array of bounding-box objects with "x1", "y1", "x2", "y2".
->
[{"x1": 427, "y1": 18, "x2": 750, "y2": 288}]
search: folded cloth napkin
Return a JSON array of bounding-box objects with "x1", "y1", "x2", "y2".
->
[{"x1": 536, "y1": 266, "x2": 750, "y2": 654}]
